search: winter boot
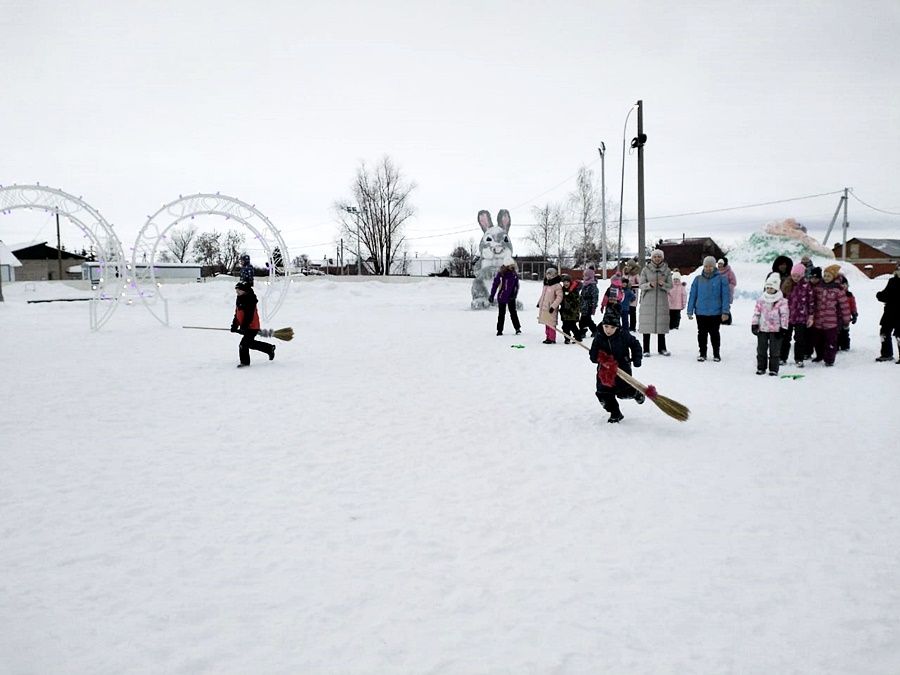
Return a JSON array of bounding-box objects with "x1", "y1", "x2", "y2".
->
[
  {"x1": 607, "y1": 411, "x2": 624, "y2": 423},
  {"x1": 634, "y1": 391, "x2": 645, "y2": 404},
  {"x1": 269, "y1": 346, "x2": 276, "y2": 361}
]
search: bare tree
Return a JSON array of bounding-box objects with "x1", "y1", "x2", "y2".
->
[
  {"x1": 449, "y1": 243, "x2": 473, "y2": 277},
  {"x1": 192, "y1": 231, "x2": 221, "y2": 267},
  {"x1": 568, "y1": 166, "x2": 598, "y2": 265},
  {"x1": 526, "y1": 202, "x2": 566, "y2": 262},
  {"x1": 165, "y1": 226, "x2": 196, "y2": 263},
  {"x1": 336, "y1": 155, "x2": 416, "y2": 275},
  {"x1": 220, "y1": 229, "x2": 245, "y2": 273}
]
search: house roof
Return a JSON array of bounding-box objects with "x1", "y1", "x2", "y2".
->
[
  {"x1": 0, "y1": 242, "x2": 23, "y2": 267},
  {"x1": 9, "y1": 241, "x2": 89, "y2": 260},
  {"x1": 850, "y1": 238, "x2": 900, "y2": 257}
]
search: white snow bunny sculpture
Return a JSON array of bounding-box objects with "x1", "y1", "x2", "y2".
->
[{"x1": 471, "y1": 209, "x2": 521, "y2": 310}]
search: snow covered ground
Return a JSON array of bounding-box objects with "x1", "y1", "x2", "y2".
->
[{"x1": 1, "y1": 263, "x2": 899, "y2": 674}]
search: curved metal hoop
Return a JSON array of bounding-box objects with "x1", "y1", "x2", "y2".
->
[
  {"x1": 131, "y1": 193, "x2": 290, "y2": 326},
  {"x1": 0, "y1": 184, "x2": 127, "y2": 330}
]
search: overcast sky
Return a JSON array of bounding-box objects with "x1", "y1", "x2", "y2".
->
[{"x1": 2, "y1": 0, "x2": 898, "y2": 262}]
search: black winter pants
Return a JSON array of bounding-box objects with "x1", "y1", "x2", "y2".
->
[
  {"x1": 642, "y1": 333, "x2": 667, "y2": 353},
  {"x1": 696, "y1": 314, "x2": 722, "y2": 358},
  {"x1": 496, "y1": 302, "x2": 520, "y2": 334},
  {"x1": 756, "y1": 332, "x2": 783, "y2": 373},
  {"x1": 239, "y1": 329, "x2": 274, "y2": 365},
  {"x1": 669, "y1": 309, "x2": 682, "y2": 330},
  {"x1": 579, "y1": 313, "x2": 597, "y2": 338},
  {"x1": 789, "y1": 324, "x2": 808, "y2": 363}
]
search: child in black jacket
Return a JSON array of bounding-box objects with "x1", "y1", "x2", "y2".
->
[{"x1": 588, "y1": 308, "x2": 645, "y2": 423}]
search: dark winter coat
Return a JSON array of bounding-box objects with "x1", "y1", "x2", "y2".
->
[
  {"x1": 771, "y1": 256, "x2": 793, "y2": 293},
  {"x1": 589, "y1": 328, "x2": 642, "y2": 395},
  {"x1": 876, "y1": 274, "x2": 900, "y2": 330},
  {"x1": 812, "y1": 281, "x2": 851, "y2": 330},
  {"x1": 489, "y1": 267, "x2": 519, "y2": 304},
  {"x1": 580, "y1": 282, "x2": 599, "y2": 315},
  {"x1": 638, "y1": 261, "x2": 673, "y2": 334},
  {"x1": 561, "y1": 281, "x2": 582, "y2": 321},
  {"x1": 687, "y1": 269, "x2": 731, "y2": 317},
  {"x1": 239, "y1": 263, "x2": 255, "y2": 286},
  {"x1": 787, "y1": 278, "x2": 814, "y2": 326},
  {"x1": 232, "y1": 290, "x2": 261, "y2": 331}
]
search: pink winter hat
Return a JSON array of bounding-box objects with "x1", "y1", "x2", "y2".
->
[{"x1": 790, "y1": 263, "x2": 806, "y2": 280}]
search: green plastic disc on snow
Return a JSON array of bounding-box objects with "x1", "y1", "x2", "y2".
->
[
  {"x1": 510, "y1": 344, "x2": 526, "y2": 349},
  {"x1": 779, "y1": 373, "x2": 805, "y2": 380}
]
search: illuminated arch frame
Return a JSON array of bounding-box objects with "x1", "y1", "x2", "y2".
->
[
  {"x1": 0, "y1": 184, "x2": 127, "y2": 330},
  {"x1": 131, "y1": 193, "x2": 290, "y2": 326}
]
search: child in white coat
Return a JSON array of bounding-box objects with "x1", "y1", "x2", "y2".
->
[{"x1": 751, "y1": 272, "x2": 790, "y2": 376}]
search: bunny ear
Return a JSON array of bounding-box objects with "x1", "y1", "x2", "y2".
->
[
  {"x1": 496, "y1": 209, "x2": 511, "y2": 233},
  {"x1": 477, "y1": 209, "x2": 493, "y2": 233}
]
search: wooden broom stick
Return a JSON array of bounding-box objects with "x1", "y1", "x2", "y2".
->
[
  {"x1": 183, "y1": 326, "x2": 295, "y2": 341},
  {"x1": 541, "y1": 322, "x2": 690, "y2": 422}
]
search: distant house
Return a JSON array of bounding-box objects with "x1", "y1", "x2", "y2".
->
[
  {"x1": 832, "y1": 238, "x2": 900, "y2": 277},
  {"x1": 8, "y1": 242, "x2": 88, "y2": 281},
  {"x1": 0, "y1": 241, "x2": 23, "y2": 282},
  {"x1": 656, "y1": 237, "x2": 726, "y2": 275},
  {"x1": 80, "y1": 261, "x2": 202, "y2": 283}
]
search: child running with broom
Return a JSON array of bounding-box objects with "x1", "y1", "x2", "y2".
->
[
  {"x1": 231, "y1": 280, "x2": 275, "y2": 367},
  {"x1": 588, "y1": 307, "x2": 645, "y2": 423}
]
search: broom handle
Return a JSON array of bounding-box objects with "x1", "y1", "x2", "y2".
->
[
  {"x1": 182, "y1": 326, "x2": 230, "y2": 331},
  {"x1": 542, "y1": 323, "x2": 650, "y2": 395}
]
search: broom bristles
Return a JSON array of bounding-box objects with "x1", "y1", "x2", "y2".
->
[
  {"x1": 545, "y1": 323, "x2": 691, "y2": 422},
  {"x1": 271, "y1": 327, "x2": 294, "y2": 342}
]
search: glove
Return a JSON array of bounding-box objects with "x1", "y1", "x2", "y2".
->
[
  {"x1": 230, "y1": 324, "x2": 238, "y2": 333},
  {"x1": 488, "y1": 296, "x2": 495, "y2": 305},
  {"x1": 851, "y1": 313, "x2": 858, "y2": 324},
  {"x1": 548, "y1": 307, "x2": 554, "y2": 314},
  {"x1": 751, "y1": 325, "x2": 759, "y2": 335},
  {"x1": 806, "y1": 316, "x2": 814, "y2": 328},
  {"x1": 687, "y1": 314, "x2": 694, "y2": 321}
]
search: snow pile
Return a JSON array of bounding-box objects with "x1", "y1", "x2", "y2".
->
[
  {"x1": 1, "y1": 270, "x2": 899, "y2": 674},
  {"x1": 727, "y1": 219, "x2": 835, "y2": 264}
]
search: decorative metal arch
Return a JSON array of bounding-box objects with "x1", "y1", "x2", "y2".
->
[
  {"x1": 0, "y1": 184, "x2": 127, "y2": 330},
  {"x1": 131, "y1": 193, "x2": 290, "y2": 326}
]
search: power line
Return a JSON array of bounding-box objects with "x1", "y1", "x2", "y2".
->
[
  {"x1": 626, "y1": 190, "x2": 845, "y2": 222},
  {"x1": 848, "y1": 189, "x2": 900, "y2": 216},
  {"x1": 510, "y1": 158, "x2": 602, "y2": 210}
]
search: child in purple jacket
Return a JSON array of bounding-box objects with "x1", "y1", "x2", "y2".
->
[
  {"x1": 489, "y1": 263, "x2": 521, "y2": 336},
  {"x1": 785, "y1": 263, "x2": 815, "y2": 367},
  {"x1": 752, "y1": 273, "x2": 791, "y2": 375}
]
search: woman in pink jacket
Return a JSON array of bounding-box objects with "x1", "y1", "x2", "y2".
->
[
  {"x1": 537, "y1": 267, "x2": 564, "y2": 344},
  {"x1": 667, "y1": 270, "x2": 687, "y2": 329},
  {"x1": 717, "y1": 258, "x2": 737, "y2": 324}
]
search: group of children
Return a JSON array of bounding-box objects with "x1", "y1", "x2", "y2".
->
[{"x1": 489, "y1": 255, "x2": 899, "y2": 424}]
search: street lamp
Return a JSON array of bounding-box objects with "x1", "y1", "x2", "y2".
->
[
  {"x1": 341, "y1": 205, "x2": 362, "y2": 276},
  {"x1": 617, "y1": 103, "x2": 638, "y2": 274},
  {"x1": 598, "y1": 143, "x2": 607, "y2": 279}
]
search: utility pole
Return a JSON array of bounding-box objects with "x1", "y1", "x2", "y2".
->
[
  {"x1": 56, "y1": 210, "x2": 63, "y2": 281},
  {"x1": 340, "y1": 205, "x2": 363, "y2": 275},
  {"x1": 598, "y1": 143, "x2": 607, "y2": 279},
  {"x1": 841, "y1": 186, "x2": 849, "y2": 260},
  {"x1": 635, "y1": 99, "x2": 647, "y2": 266}
]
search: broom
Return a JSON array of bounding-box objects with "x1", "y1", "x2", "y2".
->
[
  {"x1": 183, "y1": 325, "x2": 295, "y2": 341},
  {"x1": 541, "y1": 323, "x2": 690, "y2": 422}
]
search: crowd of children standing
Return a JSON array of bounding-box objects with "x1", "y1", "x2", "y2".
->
[{"x1": 487, "y1": 253, "x2": 899, "y2": 423}]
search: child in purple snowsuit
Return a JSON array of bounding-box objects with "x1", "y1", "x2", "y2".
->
[
  {"x1": 785, "y1": 263, "x2": 815, "y2": 367},
  {"x1": 489, "y1": 263, "x2": 521, "y2": 336}
]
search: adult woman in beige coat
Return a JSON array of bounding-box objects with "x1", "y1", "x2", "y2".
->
[{"x1": 638, "y1": 249, "x2": 673, "y2": 356}]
